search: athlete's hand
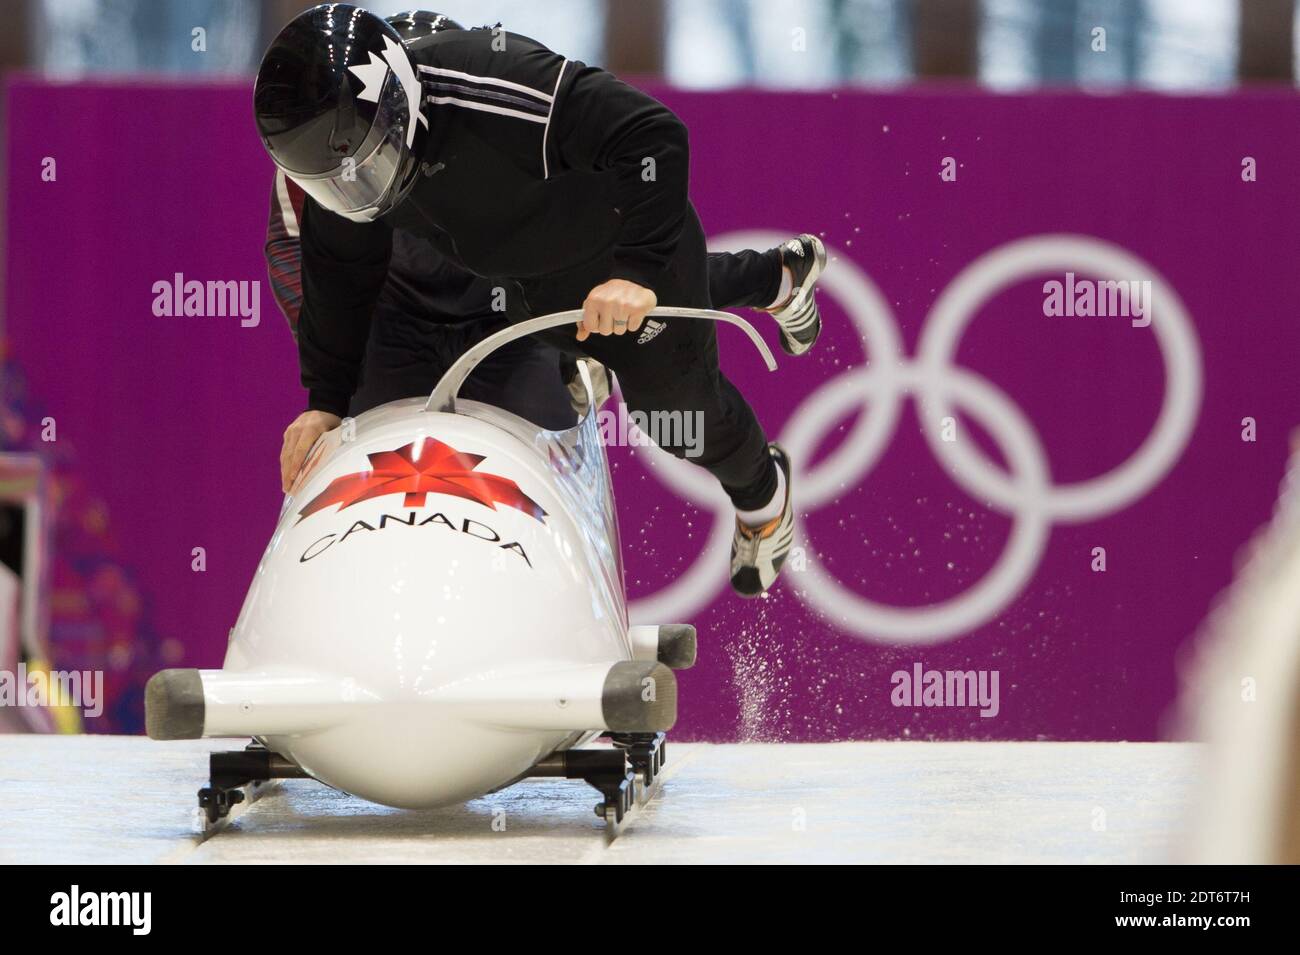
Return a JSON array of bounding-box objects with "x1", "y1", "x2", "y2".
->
[
  {"x1": 280, "y1": 410, "x2": 342, "y2": 493},
  {"x1": 577, "y1": 279, "x2": 657, "y2": 342}
]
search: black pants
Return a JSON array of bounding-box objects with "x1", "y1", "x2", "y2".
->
[
  {"x1": 707, "y1": 246, "x2": 783, "y2": 312},
  {"x1": 521, "y1": 206, "x2": 780, "y2": 511},
  {"x1": 350, "y1": 303, "x2": 574, "y2": 429}
]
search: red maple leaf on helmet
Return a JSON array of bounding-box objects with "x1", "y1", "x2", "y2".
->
[{"x1": 296, "y1": 438, "x2": 545, "y2": 523}]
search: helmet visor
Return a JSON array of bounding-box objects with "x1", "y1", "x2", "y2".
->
[{"x1": 290, "y1": 68, "x2": 410, "y2": 222}]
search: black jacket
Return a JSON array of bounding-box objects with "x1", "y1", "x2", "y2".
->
[{"x1": 297, "y1": 27, "x2": 691, "y2": 416}]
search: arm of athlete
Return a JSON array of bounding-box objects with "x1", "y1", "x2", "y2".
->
[
  {"x1": 279, "y1": 199, "x2": 392, "y2": 492},
  {"x1": 265, "y1": 171, "x2": 306, "y2": 337},
  {"x1": 548, "y1": 62, "x2": 690, "y2": 340}
]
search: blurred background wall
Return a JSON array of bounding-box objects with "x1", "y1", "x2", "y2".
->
[
  {"x1": 14, "y1": 0, "x2": 1297, "y2": 86},
  {"x1": 1, "y1": 0, "x2": 1295, "y2": 345},
  {"x1": 1, "y1": 0, "x2": 1295, "y2": 342},
  {"x1": 2, "y1": 0, "x2": 1298, "y2": 739}
]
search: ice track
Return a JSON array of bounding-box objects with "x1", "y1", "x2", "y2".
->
[{"x1": 0, "y1": 736, "x2": 1198, "y2": 864}]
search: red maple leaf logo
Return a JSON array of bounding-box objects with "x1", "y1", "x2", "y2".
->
[{"x1": 296, "y1": 438, "x2": 546, "y2": 523}]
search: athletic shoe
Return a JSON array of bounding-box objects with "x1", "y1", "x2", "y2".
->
[
  {"x1": 730, "y1": 444, "x2": 795, "y2": 597},
  {"x1": 766, "y1": 234, "x2": 827, "y2": 356}
]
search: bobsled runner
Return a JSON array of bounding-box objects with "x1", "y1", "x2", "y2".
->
[{"x1": 145, "y1": 307, "x2": 776, "y2": 836}]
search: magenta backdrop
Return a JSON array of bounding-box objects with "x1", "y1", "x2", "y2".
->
[{"x1": 6, "y1": 78, "x2": 1299, "y2": 740}]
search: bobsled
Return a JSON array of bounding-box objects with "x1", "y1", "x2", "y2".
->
[{"x1": 145, "y1": 307, "x2": 775, "y2": 833}]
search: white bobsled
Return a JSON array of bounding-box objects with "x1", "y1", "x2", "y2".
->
[{"x1": 145, "y1": 308, "x2": 775, "y2": 831}]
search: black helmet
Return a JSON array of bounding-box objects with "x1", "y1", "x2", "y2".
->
[
  {"x1": 254, "y1": 3, "x2": 427, "y2": 223},
  {"x1": 387, "y1": 10, "x2": 463, "y2": 42}
]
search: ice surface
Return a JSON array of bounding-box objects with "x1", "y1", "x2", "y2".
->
[{"x1": 0, "y1": 735, "x2": 1198, "y2": 864}]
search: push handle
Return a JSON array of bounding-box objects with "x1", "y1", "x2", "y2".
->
[{"x1": 425, "y1": 306, "x2": 778, "y2": 414}]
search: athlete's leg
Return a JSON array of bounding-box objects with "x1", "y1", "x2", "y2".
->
[
  {"x1": 350, "y1": 306, "x2": 572, "y2": 428},
  {"x1": 554, "y1": 207, "x2": 778, "y2": 510},
  {"x1": 546, "y1": 209, "x2": 795, "y2": 595},
  {"x1": 349, "y1": 299, "x2": 445, "y2": 415},
  {"x1": 457, "y1": 331, "x2": 574, "y2": 430},
  {"x1": 706, "y1": 236, "x2": 828, "y2": 357},
  {"x1": 706, "y1": 249, "x2": 783, "y2": 310},
  {"x1": 519, "y1": 206, "x2": 795, "y2": 594},
  {"x1": 585, "y1": 316, "x2": 778, "y2": 509}
]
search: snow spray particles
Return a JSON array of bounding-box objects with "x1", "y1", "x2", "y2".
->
[
  {"x1": 724, "y1": 587, "x2": 843, "y2": 742},
  {"x1": 726, "y1": 593, "x2": 791, "y2": 742}
]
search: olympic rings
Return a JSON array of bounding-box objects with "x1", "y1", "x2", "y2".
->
[{"x1": 627, "y1": 232, "x2": 1202, "y2": 645}]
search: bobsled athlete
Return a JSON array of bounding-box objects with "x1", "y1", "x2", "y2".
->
[
  {"x1": 270, "y1": 166, "x2": 821, "y2": 433},
  {"x1": 269, "y1": 168, "x2": 577, "y2": 431},
  {"x1": 270, "y1": 159, "x2": 823, "y2": 478},
  {"x1": 254, "y1": 5, "x2": 826, "y2": 596},
  {"x1": 266, "y1": 11, "x2": 576, "y2": 439},
  {"x1": 264, "y1": 14, "x2": 822, "y2": 481}
]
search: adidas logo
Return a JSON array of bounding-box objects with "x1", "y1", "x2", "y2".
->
[{"x1": 637, "y1": 319, "x2": 666, "y2": 345}]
